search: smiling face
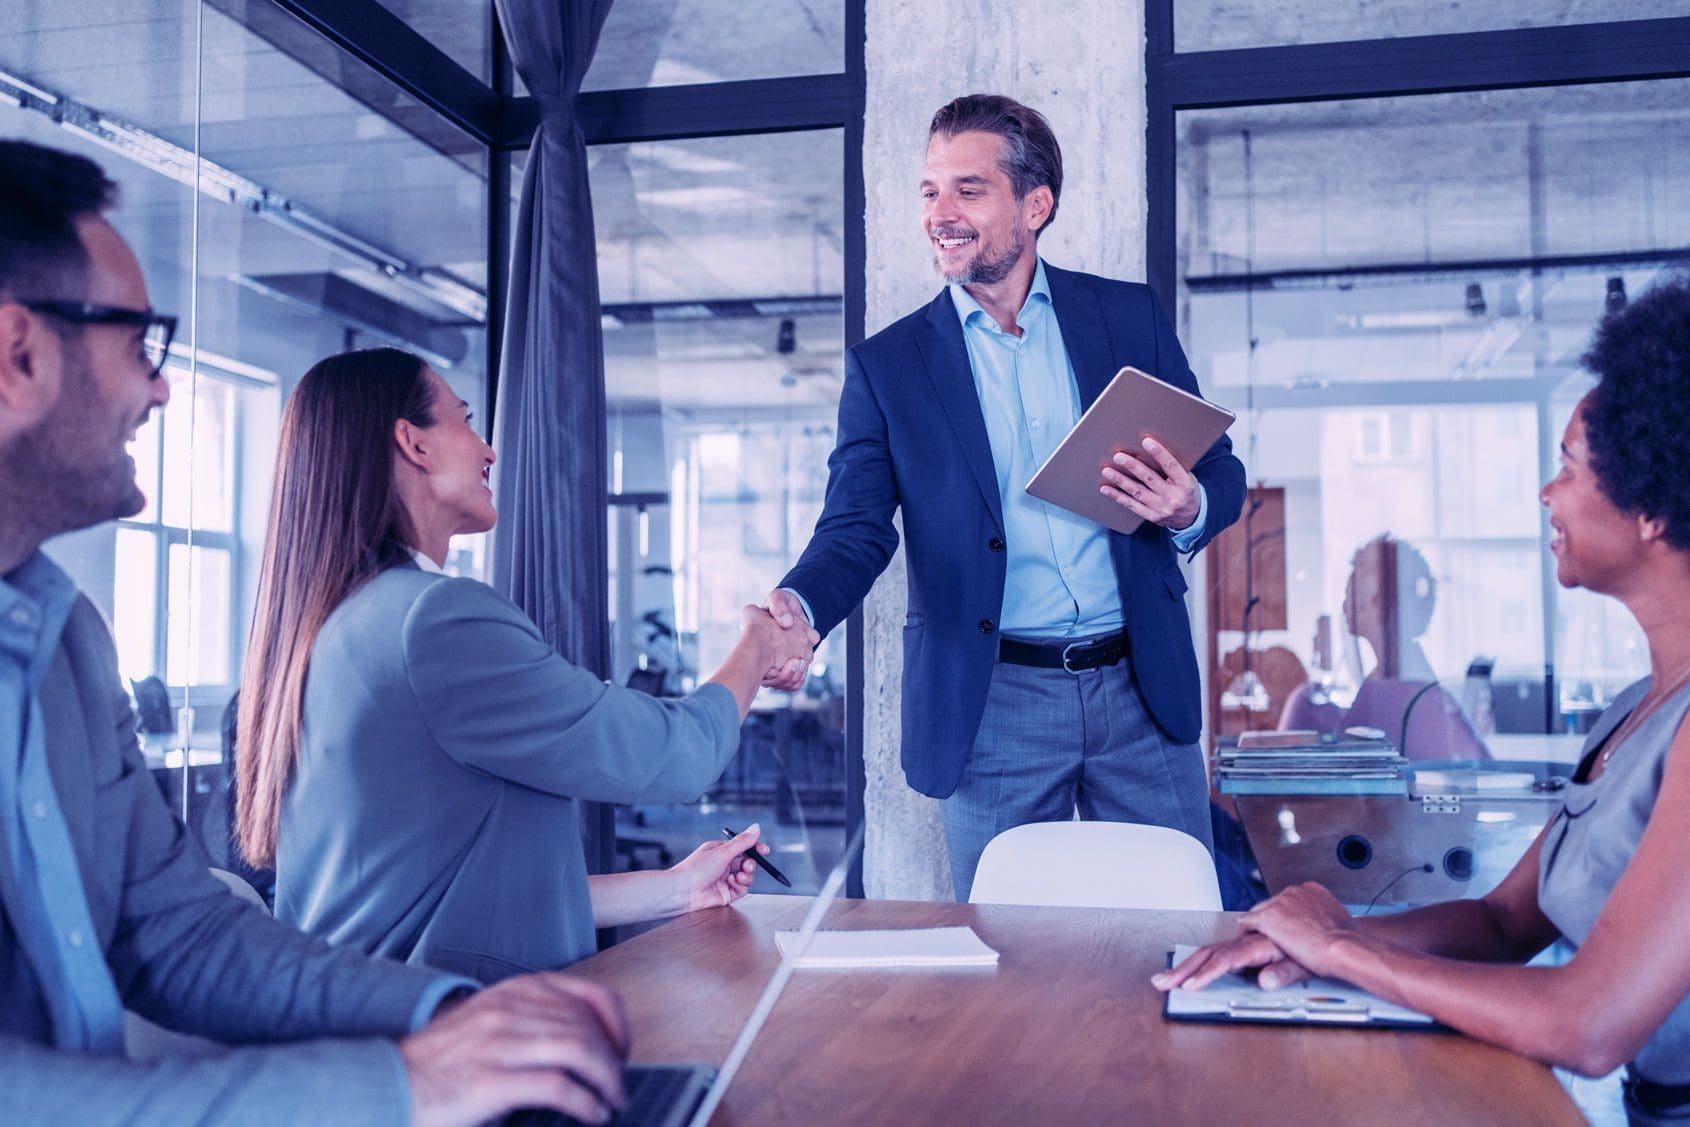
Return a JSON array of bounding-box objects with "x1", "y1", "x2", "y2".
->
[
  {"x1": 414, "y1": 366, "x2": 497, "y2": 537},
  {"x1": 22, "y1": 217, "x2": 171, "y2": 531},
  {"x1": 1540, "y1": 397, "x2": 1641, "y2": 594},
  {"x1": 920, "y1": 130, "x2": 1046, "y2": 287}
]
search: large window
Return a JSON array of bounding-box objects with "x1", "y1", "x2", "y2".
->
[
  {"x1": 4, "y1": 1, "x2": 489, "y2": 836},
  {"x1": 1154, "y1": 16, "x2": 1689, "y2": 762},
  {"x1": 114, "y1": 367, "x2": 253, "y2": 695},
  {"x1": 1176, "y1": 1, "x2": 1685, "y2": 52},
  {"x1": 594, "y1": 129, "x2": 850, "y2": 893}
]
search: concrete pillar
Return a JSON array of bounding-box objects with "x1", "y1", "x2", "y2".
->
[{"x1": 860, "y1": 0, "x2": 1150, "y2": 899}]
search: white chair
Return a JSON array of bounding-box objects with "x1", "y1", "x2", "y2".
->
[
  {"x1": 207, "y1": 866, "x2": 268, "y2": 910},
  {"x1": 969, "y1": 821, "x2": 1222, "y2": 911}
]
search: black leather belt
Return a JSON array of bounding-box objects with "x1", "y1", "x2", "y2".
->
[
  {"x1": 1624, "y1": 1067, "x2": 1690, "y2": 1116},
  {"x1": 997, "y1": 631, "x2": 1129, "y2": 673}
]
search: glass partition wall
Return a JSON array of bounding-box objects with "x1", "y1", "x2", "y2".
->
[
  {"x1": 3, "y1": 2, "x2": 491, "y2": 864},
  {"x1": 3, "y1": 0, "x2": 856, "y2": 900},
  {"x1": 594, "y1": 130, "x2": 849, "y2": 892},
  {"x1": 1151, "y1": 10, "x2": 1690, "y2": 763}
]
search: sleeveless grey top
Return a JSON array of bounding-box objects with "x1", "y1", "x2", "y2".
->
[{"x1": 1539, "y1": 676, "x2": 1690, "y2": 1088}]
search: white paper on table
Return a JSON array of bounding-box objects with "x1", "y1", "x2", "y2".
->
[{"x1": 773, "y1": 926, "x2": 1000, "y2": 968}]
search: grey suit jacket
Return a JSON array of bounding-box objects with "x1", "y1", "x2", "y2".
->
[
  {"x1": 275, "y1": 565, "x2": 741, "y2": 982},
  {"x1": 0, "y1": 591, "x2": 463, "y2": 1126}
]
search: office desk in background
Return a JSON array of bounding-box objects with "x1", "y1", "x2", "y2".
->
[
  {"x1": 568, "y1": 895, "x2": 1579, "y2": 1125},
  {"x1": 142, "y1": 734, "x2": 232, "y2": 867}
]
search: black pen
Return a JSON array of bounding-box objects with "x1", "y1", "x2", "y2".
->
[{"x1": 723, "y1": 826, "x2": 791, "y2": 887}]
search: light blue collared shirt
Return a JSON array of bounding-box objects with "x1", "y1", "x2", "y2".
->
[
  {"x1": 0, "y1": 553, "x2": 126, "y2": 1052},
  {"x1": 951, "y1": 260, "x2": 1206, "y2": 639},
  {"x1": 785, "y1": 260, "x2": 1206, "y2": 637}
]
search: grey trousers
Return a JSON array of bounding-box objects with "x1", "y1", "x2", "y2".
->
[{"x1": 940, "y1": 655, "x2": 1213, "y2": 902}]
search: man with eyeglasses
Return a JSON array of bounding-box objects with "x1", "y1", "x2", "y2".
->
[{"x1": 0, "y1": 139, "x2": 631, "y2": 1125}]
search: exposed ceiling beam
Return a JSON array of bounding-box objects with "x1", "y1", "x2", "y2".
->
[
  {"x1": 258, "y1": 0, "x2": 501, "y2": 145},
  {"x1": 1186, "y1": 248, "x2": 1690, "y2": 293},
  {"x1": 207, "y1": 0, "x2": 489, "y2": 168},
  {"x1": 1159, "y1": 16, "x2": 1690, "y2": 109},
  {"x1": 602, "y1": 295, "x2": 842, "y2": 325},
  {"x1": 503, "y1": 74, "x2": 854, "y2": 148},
  {"x1": 0, "y1": 67, "x2": 488, "y2": 329}
]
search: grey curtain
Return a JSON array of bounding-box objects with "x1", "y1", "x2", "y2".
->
[{"x1": 492, "y1": 0, "x2": 617, "y2": 870}]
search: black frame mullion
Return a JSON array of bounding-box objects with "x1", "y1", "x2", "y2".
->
[
  {"x1": 842, "y1": 0, "x2": 868, "y2": 899},
  {"x1": 264, "y1": 0, "x2": 500, "y2": 143},
  {"x1": 1146, "y1": 12, "x2": 1690, "y2": 292},
  {"x1": 484, "y1": 3, "x2": 513, "y2": 441},
  {"x1": 502, "y1": 74, "x2": 857, "y2": 147},
  {"x1": 1144, "y1": 0, "x2": 1177, "y2": 308},
  {"x1": 1162, "y1": 17, "x2": 1690, "y2": 108}
]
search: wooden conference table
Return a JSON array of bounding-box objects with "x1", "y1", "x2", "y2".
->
[{"x1": 570, "y1": 895, "x2": 1580, "y2": 1125}]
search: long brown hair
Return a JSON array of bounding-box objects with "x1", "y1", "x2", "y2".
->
[{"x1": 236, "y1": 348, "x2": 435, "y2": 867}]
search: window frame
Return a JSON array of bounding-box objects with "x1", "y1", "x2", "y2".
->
[
  {"x1": 1145, "y1": 4, "x2": 1690, "y2": 737},
  {"x1": 113, "y1": 367, "x2": 244, "y2": 702}
]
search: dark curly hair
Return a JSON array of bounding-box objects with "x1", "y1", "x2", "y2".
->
[{"x1": 1580, "y1": 276, "x2": 1690, "y2": 551}]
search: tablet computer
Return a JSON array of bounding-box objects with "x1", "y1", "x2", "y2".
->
[{"x1": 1025, "y1": 366, "x2": 1235, "y2": 535}]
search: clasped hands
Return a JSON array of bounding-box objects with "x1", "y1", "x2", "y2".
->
[
  {"x1": 741, "y1": 590, "x2": 818, "y2": 691},
  {"x1": 1099, "y1": 434, "x2": 1200, "y2": 530}
]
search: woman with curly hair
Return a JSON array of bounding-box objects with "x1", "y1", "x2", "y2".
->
[{"x1": 1159, "y1": 278, "x2": 1690, "y2": 1125}]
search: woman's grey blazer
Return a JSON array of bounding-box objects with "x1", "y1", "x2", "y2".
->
[{"x1": 273, "y1": 563, "x2": 741, "y2": 982}]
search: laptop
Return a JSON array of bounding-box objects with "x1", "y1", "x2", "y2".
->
[
  {"x1": 504, "y1": 826, "x2": 865, "y2": 1127},
  {"x1": 1024, "y1": 365, "x2": 1235, "y2": 535}
]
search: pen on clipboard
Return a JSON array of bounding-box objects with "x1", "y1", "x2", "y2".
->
[{"x1": 723, "y1": 826, "x2": 791, "y2": 887}]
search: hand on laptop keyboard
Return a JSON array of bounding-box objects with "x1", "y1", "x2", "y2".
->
[{"x1": 402, "y1": 973, "x2": 630, "y2": 1127}]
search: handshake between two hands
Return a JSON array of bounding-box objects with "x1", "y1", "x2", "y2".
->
[{"x1": 743, "y1": 588, "x2": 819, "y2": 692}]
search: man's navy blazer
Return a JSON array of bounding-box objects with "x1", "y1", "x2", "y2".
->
[{"x1": 781, "y1": 263, "x2": 1246, "y2": 799}]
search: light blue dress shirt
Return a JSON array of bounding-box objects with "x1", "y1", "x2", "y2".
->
[
  {"x1": 950, "y1": 260, "x2": 1207, "y2": 639},
  {"x1": 0, "y1": 553, "x2": 125, "y2": 1053},
  {"x1": 786, "y1": 259, "x2": 1206, "y2": 638}
]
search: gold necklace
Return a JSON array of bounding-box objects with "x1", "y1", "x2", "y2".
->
[{"x1": 1599, "y1": 662, "x2": 1690, "y2": 768}]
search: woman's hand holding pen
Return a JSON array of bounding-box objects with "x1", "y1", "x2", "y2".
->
[{"x1": 667, "y1": 824, "x2": 768, "y2": 912}]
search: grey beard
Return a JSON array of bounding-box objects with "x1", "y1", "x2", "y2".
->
[{"x1": 934, "y1": 227, "x2": 1024, "y2": 286}]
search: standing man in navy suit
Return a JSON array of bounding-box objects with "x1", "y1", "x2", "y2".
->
[{"x1": 764, "y1": 94, "x2": 1246, "y2": 899}]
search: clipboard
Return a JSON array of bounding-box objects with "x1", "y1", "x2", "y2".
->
[
  {"x1": 1025, "y1": 366, "x2": 1234, "y2": 535},
  {"x1": 1161, "y1": 946, "x2": 1445, "y2": 1031}
]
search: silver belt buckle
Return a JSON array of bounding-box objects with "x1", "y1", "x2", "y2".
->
[{"x1": 1061, "y1": 640, "x2": 1086, "y2": 674}]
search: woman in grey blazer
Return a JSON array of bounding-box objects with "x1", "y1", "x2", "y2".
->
[{"x1": 236, "y1": 348, "x2": 816, "y2": 983}]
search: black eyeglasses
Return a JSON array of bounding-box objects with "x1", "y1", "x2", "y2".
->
[{"x1": 20, "y1": 300, "x2": 178, "y2": 379}]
